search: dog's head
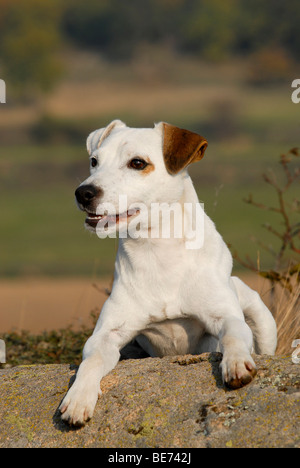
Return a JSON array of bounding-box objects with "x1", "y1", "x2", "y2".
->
[{"x1": 75, "y1": 120, "x2": 207, "y2": 235}]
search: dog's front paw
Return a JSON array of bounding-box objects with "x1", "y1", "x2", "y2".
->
[
  {"x1": 221, "y1": 353, "x2": 257, "y2": 389},
  {"x1": 59, "y1": 383, "x2": 100, "y2": 427}
]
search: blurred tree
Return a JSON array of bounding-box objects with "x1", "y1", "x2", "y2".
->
[
  {"x1": 62, "y1": 0, "x2": 112, "y2": 52},
  {"x1": 180, "y1": 0, "x2": 239, "y2": 60},
  {"x1": 0, "y1": 0, "x2": 63, "y2": 99},
  {"x1": 0, "y1": 0, "x2": 299, "y2": 97},
  {"x1": 62, "y1": 0, "x2": 186, "y2": 59},
  {"x1": 233, "y1": 0, "x2": 300, "y2": 58},
  {"x1": 61, "y1": 0, "x2": 300, "y2": 62}
]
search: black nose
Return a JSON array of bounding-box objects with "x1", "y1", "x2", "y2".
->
[{"x1": 75, "y1": 184, "x2": 101, "y2": 206}]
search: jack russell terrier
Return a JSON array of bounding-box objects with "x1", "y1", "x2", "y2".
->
[{"x1": 60, "y1": 120, "x2": 277, "y2": 426}]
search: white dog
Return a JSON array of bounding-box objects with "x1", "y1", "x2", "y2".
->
[{"x1": 60, "y1": 120, "x2": 277, "y2": 426}]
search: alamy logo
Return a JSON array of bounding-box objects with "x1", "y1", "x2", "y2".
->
[
  {"x1": 0, "y1": 339, "x2": 6, "y2": 363},
  {"x1": 291, "y1": 79, "x2": 300, "y2": 104},
  {"x1": 0, "y1": 79, "x2": 6, "y2": 104},
  {"x1": 93, "y1": 195, "x2": 205, "y2": 250},
  {"x1": 292, "y1": 339, "x2": 300, "y2": 364}
]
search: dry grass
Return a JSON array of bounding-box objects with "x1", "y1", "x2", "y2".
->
[{"x1": 274, "y1": 282, "x2": 300, "y2": 355}]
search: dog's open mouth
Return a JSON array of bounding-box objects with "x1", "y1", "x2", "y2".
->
[{"x1": 85, "y1": 209, "x2": 140, "y2": 229}]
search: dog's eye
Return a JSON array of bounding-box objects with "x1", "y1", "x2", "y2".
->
[
  {"x1": 90, "y1": 157, "x2": 98, "y2": 168},
  {"x1": 128, "y1": 158, "x2": 148, "y2": 170}
]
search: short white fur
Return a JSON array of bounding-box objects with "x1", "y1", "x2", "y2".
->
[{"x1": 60, "y1": 120, "x2": 277, "y2": 426}]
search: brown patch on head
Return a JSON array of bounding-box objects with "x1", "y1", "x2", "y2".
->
[
  {"x1": 127, "y1": 156, "x2": 155, "y2": 175},
  {"x1": 142, "y1": 158, "x2": 155, "y2": 175},
  {"x1": 162, "y1": 123, "x2": 208, "y2": 175}
]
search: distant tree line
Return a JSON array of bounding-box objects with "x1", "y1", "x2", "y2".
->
[
  {"x1": 0, "y1": 0, "x2": 299, "y2": 94},
  {"x1": 62, "y1": 0, "x2": 300, "y2": 61},
  {"x1": 0, "y1": 0, "x2": 63, "y2": 95}
]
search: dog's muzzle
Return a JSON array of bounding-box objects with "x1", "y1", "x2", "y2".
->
[
  {"x1": 75, "y1": 184, "x2": 102, "y2": 208},
  {"x1": 75, "y1": 183, "x2": 141, "y2": 230},
  {"x1": 75, "y1": 184, "x2": 104, "y2": 228}
]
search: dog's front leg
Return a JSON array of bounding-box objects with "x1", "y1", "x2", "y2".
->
[
  {"x1": 190, "y1": 280, "x2": 258, "y2": 389},
  {"x1": 218, "y1": 316, "x2": 257, "y2": 389},
  {"x1": 59, "y1": 331, "x2": 120, "y2": 426},
  {"x1": 59, "y1": 298, "x2": 141, "y2": 426}
]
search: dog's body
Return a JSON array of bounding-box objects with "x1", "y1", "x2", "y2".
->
[{"x1": 60, "y1": 120, "x2": 277, "y2": 426}]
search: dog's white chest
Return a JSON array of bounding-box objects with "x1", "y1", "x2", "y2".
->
[{"x1": 117, "y1": 237, "x2": 192, "y2": 314}]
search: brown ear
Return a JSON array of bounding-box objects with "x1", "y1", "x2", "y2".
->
[{"x1": 162, "y1": 123, "x2": 208, "y2": 175}]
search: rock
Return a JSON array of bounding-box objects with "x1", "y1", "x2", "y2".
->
[{"x1": 0, "y1": 353, "x2": 299, "y2": 448}]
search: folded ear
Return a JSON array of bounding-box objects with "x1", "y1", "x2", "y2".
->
[
  {"x1": 86, "y1": 119, "x2": 126, "y2": 155},
  {"x1": 160, "y1": 122, "x2": 208, "y2": 175}
]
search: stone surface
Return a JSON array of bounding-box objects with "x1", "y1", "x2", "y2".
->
[{"x1": 0, "y1": 353, "x2": 299, "y2": 448}]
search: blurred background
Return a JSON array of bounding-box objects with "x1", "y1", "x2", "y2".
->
[{"x1": 0, "y1": 0, "x2": 299, "y2": 333}]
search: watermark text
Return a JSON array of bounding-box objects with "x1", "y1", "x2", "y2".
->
[
  {"x1": 93, "y1": 196, "x2": 205, "y2": 250},
  {"x1": 0, "y1": 340, "x2": 6, "y2": 363},
  {"x1": 291, "y1": 79, "x2": 300, "y2": 104},
  {"x1": 292, "y1": 339, "x2": 300, "y2": 364},
  {"x1": 0, "y1": 79, "x2": 6, "y2": 104}
]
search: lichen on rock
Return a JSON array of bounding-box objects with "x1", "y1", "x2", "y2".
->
[{"x1": 0, "y1": 354, "x2": 299, "y2": 448}]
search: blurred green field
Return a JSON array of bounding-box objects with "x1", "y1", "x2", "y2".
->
[{"x1": 0, "y1": 138, "x2": 298, "y2": 278}]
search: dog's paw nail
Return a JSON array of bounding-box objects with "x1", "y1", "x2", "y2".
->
[
  {"x1": 245, "y1": 361, "x2": 256, "y2": 373},
  {"x1": 59, "y1": 404, "x2": 67, "y2": 414},
  {"x1": 222, "y1": 355, "x2": 257, "y2": 389},
  {"x1": 226, "y1": 369, "x2": 256, "y2": 389},
  {"x1": 72, "y1": 419, "x2": 86, "y2": 428}
]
